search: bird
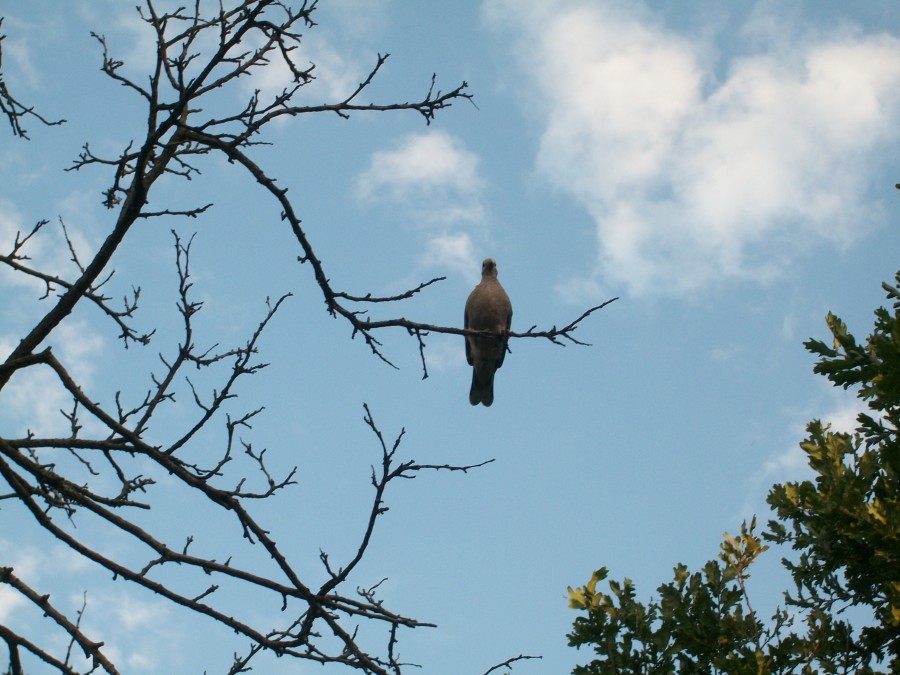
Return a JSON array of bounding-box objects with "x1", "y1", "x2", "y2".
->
[{"x1": 464, "y1": 258, "x2": 513, "y2": 407}]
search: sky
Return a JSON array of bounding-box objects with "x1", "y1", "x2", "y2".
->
[{"x1": 1, "y1": 0, "x2": 899, "y2": 673}]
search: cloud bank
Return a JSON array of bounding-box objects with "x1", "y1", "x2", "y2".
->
[
  {"x1": 486, "y1": 0, "x2": 900, "y2": 298},
  {"x1": 356, "y1": 130, "x2": 486, "y2": 279}
]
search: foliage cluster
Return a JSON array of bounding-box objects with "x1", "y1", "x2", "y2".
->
[{"x1": 568, "y1": 273, "x2": 900, "y2": 674}]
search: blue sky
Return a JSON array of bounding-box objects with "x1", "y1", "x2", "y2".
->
[{"x1": 1, "y1": 0, "x2": 899, "y2": 673}]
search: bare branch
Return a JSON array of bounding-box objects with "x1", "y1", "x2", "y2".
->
[
  {"x1": 482, "y1": 654, "x2": 543, "y2": 675},
  {"x1": 0, "y1": 2, "x2": 606, "y2": 671},
  {"x1": 0, "y1": 231, "x2": 156, "y2": 347},
  {"x1": 0, "y1": 18, "x2": 66, "y2": 139},
  {"x1": 316, "y1": 404, "x2": 494, "y2": 596},
  {"x1": 0, "y1": 568, "x2": 118, "y2": 674},
  {"x1": 0, "y1": 623, "x2": 75, "y2": 675},
  {"x1": 179, "y1": 126, "x2": 615, "y2": 370},
  {"x1": 333, "y1": 276, "x2": 447, "y2": 303}
]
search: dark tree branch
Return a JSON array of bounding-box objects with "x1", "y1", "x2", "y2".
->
[
  {"x1": 316, "y1": 403, "x2": 494, "y2": 598},
  {"x1": 482, "y1": 654, "x2": 543, "y2": 675},
  {"x1": 0, "y1": 1, "x2": 605, "y2": 671},
  {"x1": 0, "y1": 17, "x2": 66, "y2": 139},
  {"x1": 0, "y1": 220, "x2": 155, "y2": 346},
  {"x1": 333, "y1": 276, "x2": 447, "y2": 303},
  {"x1": 180, "y1": 125, "x2": 615, "y2": 371},
  {"x1": 0, "y1": 567, "x2": 118, "y2": 674},
  {"x1": 0, "y1": 622, "x2": 74, "y2": 675}
]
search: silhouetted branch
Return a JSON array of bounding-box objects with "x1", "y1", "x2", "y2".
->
[
  {"x1": 334, "y1": 276, "x2": 447, "y2": 303},
  {"x1": 482, "y1": 654, "x2": 543, "y2": 675},
  {"x1": 181, "y1": 125, "x2": 615, "y2": 369},
  {"x1": 315, "y1": 403, "x2": 494, "y2": 596},
  {"x1": 0, "y1": 622, "x2": 72, "y2": 674},
  {"x1": 0, "y1": 1, "x2": 600, "y2": 671},
  {"x1": 0, "y1": 220, "x2": 155, "y2": 346},
  {"x1": 0, "y1": 18, "x2": 66, "y2": 139},
  {"x1": 0, "y1": 568, "x2": 118, "y2": 674}
]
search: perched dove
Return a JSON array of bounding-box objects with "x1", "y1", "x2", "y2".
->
[{"x1": 464, "y1": 258, "x2": 513, "y2": 407}]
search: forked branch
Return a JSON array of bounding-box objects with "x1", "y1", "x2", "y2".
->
[{"x1": 0, "y1": 17, "x2": 66, "y2": 139}]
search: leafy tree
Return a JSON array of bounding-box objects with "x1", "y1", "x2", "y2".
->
[
  {"x1": 0, "y1": 2, "x2": 610, "y2": 673},
  {"x1": 567, "y1": 271, "x2": 900, "y2": 674}
]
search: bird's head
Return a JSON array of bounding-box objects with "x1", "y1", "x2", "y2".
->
[{"x1": 482, "y1": 258, "x2": 498, "y2": 279}]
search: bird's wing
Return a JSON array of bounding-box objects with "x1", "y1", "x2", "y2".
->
[
  {"x1": 494, "y1": 293, "x2": 513, "y2": 370},
  {"x1": 464, "y1": 307, "x2": 474, "y2": 366}
]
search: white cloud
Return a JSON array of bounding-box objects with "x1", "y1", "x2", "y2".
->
[
  {"x1": 67, "y1": 589, "x2": 173, "y2": 673},
  {"x1": 0, "y1": 543, "x2": 43, "y2": 623},
  {"x1": 711, "y1": 346, "x2": 741, "y2": 363},
  {"x1": 0, "y1": 536, "x2": 173, "y2": 671},
  {"x1": 240, "y1": 1, "x2": 393, "y2": 105},
  {"x1": 356, "y1": 131, "x2": 488, "y2": 275},
  {"x1": 1, "y1": 233, "x2": 105, "y2": 434},
  {"x1": 55, "y1": 319, "x2": 105, "y2": 377},
  {"x1": 421, "y1": 232, "x2": 477, "y2": 280},
  {"x1": 0, "y1": 318, "x2": 105, "y2": 437},
  {"x1": 0, "y1": 191, "x2": 109, "y2": 442},
  {"x1": 760, "y1": 399, "x2": 864, "y2": 482},
  {"x1": 356, "y1": 131, "x2": 484, "y2": 205},
  {"x1": 0, "y1": 541, "x2": 95, "y2": 623},
  {"x1": 738, "y1": 395, "x2": 865, "y2": 520},
  {"x1": 250, "y1": 0, "x2": 392, "y2": 100},
  {"x1": 554, "y1": 274, "x2": 607, "y2": 306},
  {"x1": 76, "y1": 1, "x2": 368, "y2": 107},
  {"x1": 820, "y1": 400, "x2": 863, "y2": 435},
  {"x1": 302, "y1": 36, "x2": 365, "y2": 100},
  {"x1": 108, "y1": 590, "x2": 170, "y2": 631},
  {"x1": 0, "y1": 542, "x2": 173, "y2": 671},
  {"x1": 0, "y1": 198, "x2": 98, "y2": 296},
  {"x1": 0, "y1": 201, "x2": 45, "y2": 291},
  {"x1": 1, "y1": 26, "x2": 41, "y2": 89},
  {"x1": 485, "y1": 0, "x2": 900, "y2": 298},
  {"x1": 320, "y1": 0, "x2": 391, "y2": 41},
  {"x1": 0, "y1": 584, "x2": 26, "y2": 624},
  {"x1": 116, "y1": 8, "x2": 160, "y2": 75},
  {"x1": 244, "y1": 31, "x2": 365, "y2": 103},
  {"x1": 424, "y1": 334, "x2": 468, "y2": 373}
]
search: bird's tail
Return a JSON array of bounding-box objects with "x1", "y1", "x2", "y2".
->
[{"x1": 469, "y1": 370, "x2": 494, "y2": 407}]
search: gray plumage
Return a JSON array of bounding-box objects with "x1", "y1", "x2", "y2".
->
[{"x1": 464, "y1": 258, "x2": 513, "y2": 407}]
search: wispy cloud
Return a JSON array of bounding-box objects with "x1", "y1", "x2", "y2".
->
[
  {"x1": 77, "y1": 2, "x2": 373, "y2": 107},
  {"x1": 0, "y1": 200, "x2": 47, "y2": 293},
  {"x1": 240, "y1": 1, "x2": 393, "y2": 105},
  {"x1": 738, "y1": 395, "x2": 865, "y2": 521},
  {"x1": 0, "y1": 537, "x2": 176, "y2": 672},
  {"x1": 356, "y1": 131, "x2": 483, "y2": 206},
  {"x1": 0, "y1": 318, "x2": 105, "y2": 437},
  {"x1": 0, "y1": 542, "x2": 43, "y2": 623},
  {"x1": 356, "y1": 131, "x2": 488, "y2": 276},
  {"x1": 243, "y1": 31, "x2": 366, "y2": 103},
  {"x1": 62, "y1": 588, "x2": 174, "y2": 672},
  {"x1": 0, "y1": 195, "x2": 105, "y2": 437},
  {"x1": 0, "y1": 19, "x2": 42, "y2": 88},
  {"x1": 421, "y1": 232, "x2": 477, "y2": 280},
  {"x1": 485, "y1": 0, "x2": 900, "y2": 299},
  {"x1": 0, "y1": 198, "x2": 97, "y2": 295},
  {"x1": 760, "y1": 397, "x2": 864, "y2": 486},
  {"x1": 424, "y1": 334, "x2": 468, "y2": 373}
]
